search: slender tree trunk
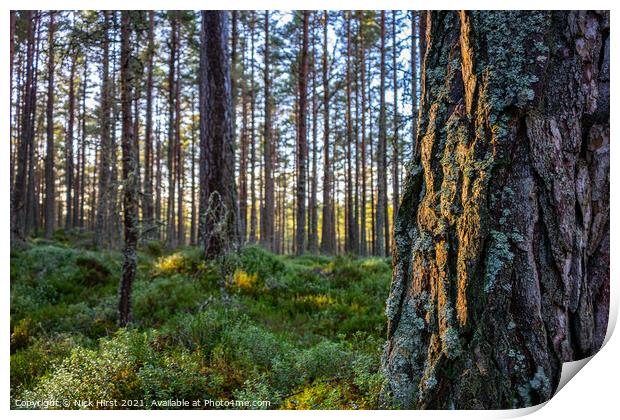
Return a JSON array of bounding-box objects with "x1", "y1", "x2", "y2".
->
[
  {"x1": 261, "y1": 11, "x2": 275, "y2": 252},
  {"x1": 411, "y1": 11, "x2": 418, "y2": 148},
  {"x1": 44, "y1": 11, "x2": 56, "y2": 238},
  {"x1": 11, "y1": 11, "x2": 35, "y2": 244},
  {"x1": 295, "y1": 11, "x2": 310, "y2": 256},
  {"x1": 308, "y1": 15, "x2": 319, "y2": 255},
  {"x1": 391, "y1": 11, "x2": 400, "y2": 237},
  {"x1": 166, "y1": 13, "x2": 178, "y2": 248},
  {"x1": 200, "y1": 10, "x2": 240, "y2": 259},
  {"x1": 118, "y1": 11, "x2": 138, "y2": 327},
  {"x1": 79, "y1": 56, "x2": 87, "y2": 227},
  {"x1": 345, "y1": 12, "x2": 355, "y2": 254},
  {"x1": 96, "y1": 11, "x2": 111, "y2": 248},
  {"x1": 358, "y1": 11, "x2": 367, "y2": 256},
  {"x1": 375, "y1": 11, "x2": 388, "y2": 257},
  {"x1": 190, "y1": 93, "x2": 197, "y2": 246},
  {"x1": 175, "y1": 41, "x2": 184, "y2": 246},
  {"x1": 383, "y1": 11, "x2": 610, "y2": 409},
  {"x1": 320, "y1": 11, "x2": 334, "y2": 255},
  {"x1": 249, "y1": 13, "x2": 257, "y2": 243},
  {"x1": 238, "y1": 28, "x2": 248, "y2": 244},
  {"x1": 143, "y1": 10, "x2": 155, "y2": 238},
  {"x1": 65, "y1": 51, "x2": 76, "y2": 230}
]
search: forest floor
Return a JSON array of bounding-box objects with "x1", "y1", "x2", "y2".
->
[{"x1": 10, "y1": 231, "x2": 391, "y2": 409}]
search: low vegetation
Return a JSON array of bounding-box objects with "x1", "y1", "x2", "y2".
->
[{"x1": 10, "y1": 238, "x2": 391, "y2": 409}]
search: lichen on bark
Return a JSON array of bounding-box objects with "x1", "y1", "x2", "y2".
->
[{"x1": 383, "y1": 11, "x2": 609, "y2": 409}]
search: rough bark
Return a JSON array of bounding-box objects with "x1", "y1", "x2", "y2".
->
[
  {"x1": 383, "y1": 10, "x2": 610, "y2": 409},
  {"x1": 200, "y1": 10, "x2": 241, "y2": 259},
  {"x1": 118, "y1": 11, "x2": 138, "y2": 327}
]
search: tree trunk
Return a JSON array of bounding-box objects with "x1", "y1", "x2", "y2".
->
[
  {"x1": 143, "y1": 10, "x2": 155, "y2": 238},
  {"x1": 96, "y1": 11, "x2": 112, "y2": 249},
  {"x1": 375, "y1": 11, "x2": 388, "y2": 257},
  {"x1": 11, "y1": 11, "x2": 35, "y2": 244},
  {"x1": 118, "y1": 11, "x2": 138, "y2": 327},
  {"x1": 383, "y1": 10, "x2": 610, "y2": 409},
  {"x1": 248, "y1": 13, "x2": 257, "y2": 244},
  {"x1": 65, "y1": 51, "x2": 76, "y2": 230},
  {"x1": 308, "y1": 15, "x2": 319, "y2": 255},
  {"x1": 199, "y1": 10, "x2": 241, "y2": 259},
  {"x1": 166, "y1": 13, "x2": 178, "y2": 248},
  {"x1": 320, "y1": 11, "x2": 335, "y2": 255},
  {"x1": 295, "y1": 11, "x2": 310, "y2": 256},
  {"x1": 261, "y1": 11, "x2": 275, "y2": 252},
  {"x1": 44, "y1": 11, "x2": 56, "y2": 238},
  {"x1": 391, "y1": 11, "x2": 400, "y2": 236},
  {"x1": 238, "y1": 27, "x2": 248, "y2": 244}
]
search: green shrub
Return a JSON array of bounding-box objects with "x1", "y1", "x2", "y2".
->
[
  {"x1": 143, "y1": 240, "x2": 165, "y2": 257},
  {"x1": 133, "y1": 276, "x2": 204, "y2": 326},
  {"x1": 75, "y1": 255, "x2": 112, "y2": 286},
  {"x1": 138, "y1": 351, "x2": 209, "y2": 402},
  {"x1": 11, "y1": 334, "x2": 84, "y2": 396},
  {"x1": 238, "y1": 246, "x2": 286, "y2": 282},
  {"x1": 19, "y1": 330, "x2": 151, "y2": 407}
]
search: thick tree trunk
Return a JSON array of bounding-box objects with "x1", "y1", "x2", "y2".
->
[
  {"x1": 261, "y1": 11, "x2": 275, "y2": 252},
  {"x1": 383, "y1": 11, "x2": 610, "y2": 409},
  {"x1": 118, "y1": 11, "x2": 138, "y2": 327},
  {"x1": 44, "y1": 11, "x2": 56, "y2": 238},
  {"x1": 199, "y1": 11, "x2": 240, "y2": 259},
  {"x1": 295, "y1": 11, "x2": 310, "y2": 256}
]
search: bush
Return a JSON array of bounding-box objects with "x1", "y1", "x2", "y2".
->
[
  {"x1": 19, "y1": 330, "x2": 151, "y2": 407},
  {"x1": 238, "y1": 246, "x2": 286, "y2": 283},
  {"x1": 138, "y1": 351, "x2": 209, "y2": 403},
  {"x1": 133, "y1": 276, "x2": 204, "y2": 325},
  {"x1": 75, "y1": 255, "x2": 112, "y2": 286}
]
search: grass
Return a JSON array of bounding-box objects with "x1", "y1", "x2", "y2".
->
[{"x1": 10, "y1": 238, "x2": 391, "y2": 410}]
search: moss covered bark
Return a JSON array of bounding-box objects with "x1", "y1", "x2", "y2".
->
[{"x1": 383, "y1": 11, "x2": 609, "y2": 409}]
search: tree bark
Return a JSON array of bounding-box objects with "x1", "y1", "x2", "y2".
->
[
  {"x1": 383, "y1": 10, "x2": 610, "y2": 409},
  {"x1": 199, "y1": 11, "x2": 241, "y2": 259},
  {"x1": 118, "y1": 11, "x2": 138, "y2": 327}
]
